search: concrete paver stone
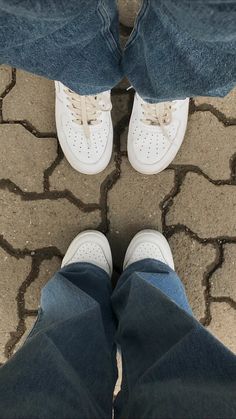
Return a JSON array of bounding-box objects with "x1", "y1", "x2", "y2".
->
[
  {"x1": 167, "y1": 172, "x2": 236, "y2": 238},
  {"x1": 210, "y1": 244, "x2": 236, "y2": 301},
  {"x1": 0, "y1": 124, "x2": 57, "y2": 192},
  {"x1": 169, "y1": 232, "x2": 216, "y2": 321},
  {"x1": 50, "y1": 157, "x2": 116, "y2": 204},
  {"x1": 173, "y1": 112, "x2": 236, "y2": 180},
  {"x1": 194, "y1": 87, "x2": 236, "y2": 119},
  {"x1": 3, "y1": 70, "x2": 56, "y2": 133},
  {"x1": 209, "y1": 303, "x2": 236, "y2": 354},
  {"x1": 0, "y1": 189, "x2": 101, "y2": 253}
]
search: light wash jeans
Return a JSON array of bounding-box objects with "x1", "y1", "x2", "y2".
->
[
  {"x1": 0, "y1": 259, "x2": 235, "y2": 418},
  {"x1": 0, "y1": 1, "x2": 235, "y2": 102}
]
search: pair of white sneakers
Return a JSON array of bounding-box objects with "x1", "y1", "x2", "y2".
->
[
  {"x1": 55, "y1": 82, "x2": 189, "y2": 175},
  {"x1": 62, "y1": 229, "x2": 175, "y2": 274}
]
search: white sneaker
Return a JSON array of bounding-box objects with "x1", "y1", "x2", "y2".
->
[
  {"x1": 62, "y1": 230, "x2": 113, "y2": 276},
  {"x1": 123, "y1": 229, "x2": 174, "y2": 270},
  {"x1": 55, "y1": 82, "x2": 113, "y2": 175},
  {"x1": 128, "y1": 93, "x2": 189, "y2": 174}
]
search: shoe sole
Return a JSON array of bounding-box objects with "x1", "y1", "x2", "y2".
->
[
  {"x1": 128, "y1": 98, "x2": 189, "y2": 175},
  {"x1": 123, "y1": 229, "x2": 174, "y2": 270},
  {"x1": 62, "y1": 230, "x2": 113, "y2": 275},
  {"x1": 55, "y1": 84, "x2": 113, "y2": 175}
]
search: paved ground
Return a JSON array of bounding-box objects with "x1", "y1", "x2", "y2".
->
[{"x1": 0, "y1": 3, "x2": 236, "y2": 366}]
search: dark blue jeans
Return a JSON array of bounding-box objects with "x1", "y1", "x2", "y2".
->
[
  {"x1": 0, "y1": 259, "x2": 235, "y2": 419},
  {"x1": 0, "y1": 1, "x2": 235, "y2": 102}
]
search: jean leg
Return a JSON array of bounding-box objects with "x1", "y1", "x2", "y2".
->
[
  {"x1": 112, "y1": 259, "x2": 236, "y2": 419},
  {"x1": 0, "y1": 0, "x2": 123, "y2": 94},
  {"x1": 0, "y1": 262, "x2": 117, "y2": 419},
  {"x1": 123, "y1": 0, "x2": 236, "y2": 102}
]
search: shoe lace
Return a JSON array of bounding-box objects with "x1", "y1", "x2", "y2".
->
[
  {"x1": 141, "y1": 101, "x2": 176, "y2": 144},
  {"x1": 141, "y1": 101, "x2": 173, "y2": 126},
  {"x1": 64, "y1": 88, "x2": 112, "y2": 140}
]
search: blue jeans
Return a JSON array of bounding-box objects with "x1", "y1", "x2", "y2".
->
[
  {"x1": 0, "y1": 259, "x2": 235, "y2": 418},
  {"x1": 0, "y1": 1, "x2": 235, "y2": 102}
]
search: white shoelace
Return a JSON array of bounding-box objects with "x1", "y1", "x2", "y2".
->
[
  {"x1": 65, "y1": 88, "x2": 112, "y2": 140},
  {"x1": 141, "y1": 101, "x2": 173, "y2": 126},
  {"x1": 141, "y1": 101, "x2": 176, "y2": 144}
]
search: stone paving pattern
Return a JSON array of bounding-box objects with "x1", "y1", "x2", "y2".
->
[{"x1": 0, "y1": 3, "x2": 236, "y2": 365}]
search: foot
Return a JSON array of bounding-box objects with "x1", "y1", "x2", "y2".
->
[
  {"x1": 62, "y1": 230, "x2": 113, "y2": 276},
  {"x1": 55, "y1": 82, "x2": 113, "y2": 175},
  {"x1": 123, "y1": 229, "x2": 174, "y2": 270},
  {"x1": 128, "y1": 93, "x2": 189, "y2": 174}
]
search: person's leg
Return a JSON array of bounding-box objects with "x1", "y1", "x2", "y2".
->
[
  {"x1": 125, "y1": 0, "x2": 236, "y2": 175},
  {"x1": 124, "y1": 0, "x2": 236, "y2": 102},
  {"x1": 0, "y1": 231, "x2": 117, "y2": 419},
  {"x1": 0, "y1": 1, "x2": 123, "y2": 175},
  {"x1": 0, "y1": 0, "x2": 123, "y2": 95},
  {"x1": 112, "y1": 230, "x2": 236, "y2": 419}
]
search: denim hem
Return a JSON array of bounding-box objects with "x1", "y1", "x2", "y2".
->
[
  {"x1": 123, "y1": 258, "x2": 172, "y2": 276},
  {"x1": 60, "y1": 261, "x2": 111, "y2": 280}
]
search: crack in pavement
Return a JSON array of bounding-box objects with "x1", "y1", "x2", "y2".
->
[
  {"x1": 190, "y1": 99, "x2": 236, "y2": 127},
  {"x1": 0, "y1": 67, "x2": 16, "y2": 123},
  {"x1": 0, "y1": 179, "x2": 100, "y2": 211},
  {"x1": 1, "y1": 120, "x2": 57, "y2": 139}
]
